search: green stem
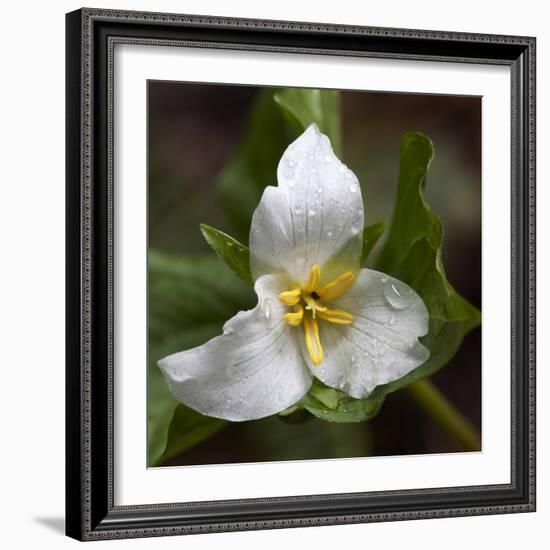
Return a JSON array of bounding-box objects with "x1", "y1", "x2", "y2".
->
[{"x1": 407, "y1": 379, "x2": 481, "y2": 452}]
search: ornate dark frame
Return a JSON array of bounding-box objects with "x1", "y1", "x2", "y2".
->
[{"x1": 65, "y1": 7, "x2": 536, "y2": 541}]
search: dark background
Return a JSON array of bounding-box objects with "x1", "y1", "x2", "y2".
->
[{"x1": 149, "y1": 82, "x2": 481, "y2": 466}]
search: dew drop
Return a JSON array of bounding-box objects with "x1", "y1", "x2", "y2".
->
[
  {"x1": 223, "y1": 326, "x2": 234, "y2": 336},
  {"x1": 349, "y1": 183, "x2": 358, "y2": 193},
  {"x1": 309, "y1": 209, "x2": 317, "y2": 216},
  {"x1": 263, "y1": 298, "x2": 272, "y2": 319},
  {"x1": 294, "y1": 206, "x2": 303, "y2": 215},
  {"x1": 345, "y1": 170, "x2": 353, "y2": 179},
  {"x1": 383, "y1": 280, "x2": 412, "y2": 310},
  {"x1": 327, "y1": 230, "x2": 333, "y2": 238},
  {"x1": 350, "y1": 218, "x2": 361, "y2": 233},
  {"x1": 324, "y1": 154, "x2": 333, "y2": 163},
  {"x1": 226, "y1": 241, "x2": 234, "y2": 248},
  {"x1": 389, "y1": 314, "x2": 396, "y2": 326}
]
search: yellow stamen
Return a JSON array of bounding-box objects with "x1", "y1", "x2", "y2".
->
[
  {"x1": 303, "y1": 264, "x2": 321, "y2": 293},
  {"x1": 283, "y1": 304, "x2": 304, "y2": 327},
  {"x1": 316, "y1": 308, "x2": 353, "y2": 325},
  {"x1": 278, "y1": 287, "x2": 301, "y2": 306},
  {"x1": 278, "y1": 265, "x2": 355, "y2": 366},
  {"x1": 317, "y1": 271, "x2": 355, "y2": 302},
  {"x1": 303, "y1": 317, "x2": 323, "y2": 366},
  {"x1": 303, "y1": 294, "x2": 327, "y2": 319}
]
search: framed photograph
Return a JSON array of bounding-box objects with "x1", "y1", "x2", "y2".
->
[{"x1": 65, "y1": 7, "x2": 536, "y2": 541}]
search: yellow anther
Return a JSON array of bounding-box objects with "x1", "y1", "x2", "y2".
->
[
  {"x1": 278, "y1": 287, "x2": 301, "y2": 306},
  {"x1": 303, "y1": 317, "x2": 323, "y2": 366},
  {"x1": 303, "y1": 294, "x2": 327, "y2": 319},
  {"x1": 316, "y1": 308, "x2": 353, "y2": 325},
  {"x1": 277, "y1": 266, "x2": 355, "y2": 366},
  {"x1": 317, "y1": 271, "x2": 355, "y2": 302},
  {"x1": 283, "y1": 304, "x2": 304, "y2": 327},
  {"x1": 303, "y1": 264, "x2": 321, "y2": 293}
]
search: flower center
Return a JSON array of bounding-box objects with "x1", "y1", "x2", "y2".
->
[{"x1": 277, "y1": 264, "x2": 354, "y2": 366}]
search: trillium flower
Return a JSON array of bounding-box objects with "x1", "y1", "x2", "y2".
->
[{"x1": 158, "y1": 124, "x2": 429, "y2": 421}]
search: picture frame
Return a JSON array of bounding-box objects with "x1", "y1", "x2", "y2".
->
[{"x1": 65, "y1": 7, "x2": 536, "y2": 541}]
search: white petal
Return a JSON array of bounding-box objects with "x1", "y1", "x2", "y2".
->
[
  {"x1": 303, "y1": 269, "x2": 430, "y2": 399},
  {"x1": 249, "y1": 123, "x2": 364, "y2": 284},
  {"x1": 158, "y1": 274, "x2": 312, "y2": 421}
]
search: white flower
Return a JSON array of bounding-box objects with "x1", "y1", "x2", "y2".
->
[{"x1": 158, "y1": 124, "x2": 429, "y2": 421}]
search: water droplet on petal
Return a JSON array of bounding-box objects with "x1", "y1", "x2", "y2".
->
[
  {"x1": 384, "y1": 280, "x2": 413, "y2": 309},
  {"x1": 324, "y1": 154, "x2": 333, "y2": 163},
  {"x1": 309, "y1": 209, "x2": 317, "y2": 216},
  {"x1": 263, "y1": 298, "x2": 272, "y2": 319},
  {"x1": 349, "y1": 183, "x2": 358, "y2": 193},
  {"x1": 294, "y1": 206, "x2": 303, "y2": 215},
  {"x1": 350, "y1": 218, "x2": 361, "y2": 233},
  {"x1": 223, "y1": 325, "x2": 234, "y2": 336},
  {"x1": 389, "y1": 314, "x2": 396, "y2": 326},
  {"x1": 345, "y1": 170, "x2": 353, "y2": 179},
  {"x1": 327, "y1": 230, "x2": 333, "y2": 237}
]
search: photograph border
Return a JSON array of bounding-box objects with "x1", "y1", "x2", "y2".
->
[{"x1": 65, "y1": 7, "x2": 536, "y2": 541}]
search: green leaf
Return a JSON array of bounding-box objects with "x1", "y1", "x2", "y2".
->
[
  {"x1": 304, "y1": 392, "x2": 386, "y2": 423},
  {"x1": 274, "y1": 88, "x2": 342, "y2": 155},
  {"x1": 378, "y1": 132, "x2": 481, "y2": 335},
  {"x1": 199, "y1": 224, "x2": 253, "y2": 286},
  {"x1": 161, "y1": 404, "x2": 227, "y2": 463},
  {"x1": 281, "y1": 380, "x2": 385, "y2": 423},
  {"x1": 148, "y1": 250, "x2": 256, "y2": 466},
  {"x1": 364, "y1": 132, "x2": 480, "y2": 410},
  {"x1": 307, "y1": 379, "x2": 342, "y2": 410},
  {"x1": 284, "y1": 132, "x2": 480, "y2": 424},
  {"x1": 360, "y1": 220, "x2": 387, "y2": 264}
]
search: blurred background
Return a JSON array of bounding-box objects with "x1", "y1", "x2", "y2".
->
[{"x1": 148, "y1": 81, "x2": 481, "y2": 467}]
